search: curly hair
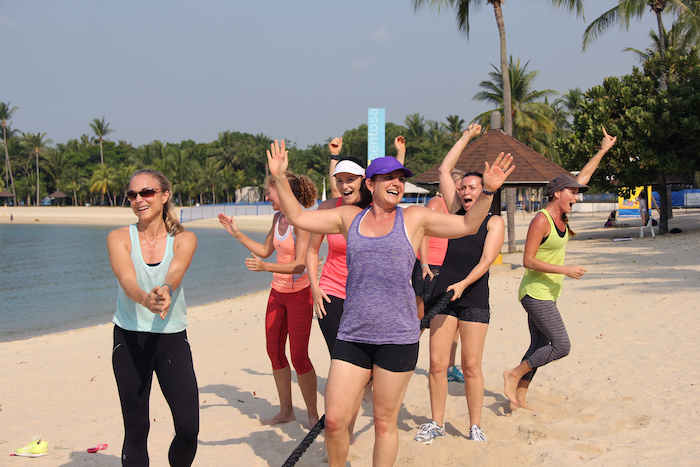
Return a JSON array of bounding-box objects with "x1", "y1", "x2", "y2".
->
[
  {"x1": 129, "y1": 169, "x2": 185, "y2": 236},
  {"x1": 268, "y1": 171, "x2": 318, "y2": 208}
]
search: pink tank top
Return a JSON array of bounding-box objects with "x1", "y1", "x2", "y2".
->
[
  {"x1": 271, "y1": 215, "x2": 309, "y2": 293},
  {"x1": 319, "y1": 198, "x2": 348, "y2": 299},
  {"x1": 417, "y1": 196, "x2": 449, "y2": 266}
]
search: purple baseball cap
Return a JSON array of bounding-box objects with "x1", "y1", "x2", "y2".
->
[{"x1": 365, "y1": 157, "x2": 413, "y2": 179}]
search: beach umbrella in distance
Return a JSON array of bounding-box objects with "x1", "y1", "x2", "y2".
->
[
  {"x1": 0, "y1": 189, "x2": 12, "y2": 206},
  {"x1": 49, "y1": 190, "x2": 68, "y2": 206}
]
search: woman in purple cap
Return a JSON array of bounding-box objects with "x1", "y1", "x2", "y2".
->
[
  {"x1": 503, "y1": 128, "x2": 616, "y2": 411},
  {"x1": 267, "y1": 139, "x2": 513, "y2": 467}
]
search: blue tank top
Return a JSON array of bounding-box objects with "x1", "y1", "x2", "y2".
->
[
  {"x1": 338, "y1": 207, "x2": 419, "y2": 345},
  {"x1": 113, "y1": 224, "x2": 188, "y2": 333}
]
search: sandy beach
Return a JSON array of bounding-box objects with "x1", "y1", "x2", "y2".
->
[{"x1": 1, "y1": 207, "x2": 699, "y2": 465}]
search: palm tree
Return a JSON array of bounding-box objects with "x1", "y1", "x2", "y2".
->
[
  {"x1": 473, "y1": 57, "x2": 558, "y2": 141},
  {"x1": 404, "y1": 113, "x2": 427, "y2": 142},
  {"x1": 89, "y1": 117, "x2": 115, "y2": 167},
  {"x1": 582, "y1": 0, "x2": 696, "y2": 89},
  {"x1": 0, "y1": 101, "x2": 19, "y2": 205},
  {"x1": 414, "y1": 0, "x2": 584, "y2": 253},
  {"x1": 442, "y1": 115, "x2": 466, "y2": 141},
  {"x1": 90, "y1": 165, "x2": 119, "y2": 206},
  {"x1": 21, "y1": 132, "x2": 53, "y2": 206}
]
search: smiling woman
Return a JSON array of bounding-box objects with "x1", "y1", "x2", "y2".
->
[
  {"x1": 107, "y1": 168, "x2": 200, "y2": 466},
  {"x1": 266, "y1": 139, "x2": 513, "y2": 466}
]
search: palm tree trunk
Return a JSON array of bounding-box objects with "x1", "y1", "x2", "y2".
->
[
  {"x1": 35, "y1": 149, "x2": 40, "y2": 206},
  {"x1": 492, "y1": 1, "x2": 517, "y2": 253},
  {"x1": 99, "y1": 138, "x2": 104, "y2": 167},
  {"x1": 3, "y1": 126, "x2": 17, "y2": 206},
  {"x1": 654, "y1": 9, "x2": 668, "y2": 90}
]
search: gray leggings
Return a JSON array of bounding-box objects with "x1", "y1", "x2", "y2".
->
[{"x1": 520, "y1": 295, "x2": 571, "y2": 382}]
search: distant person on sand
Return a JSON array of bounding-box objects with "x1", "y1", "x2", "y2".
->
[
  {"x1": 414, "y1": 123, "x2": 505, "y2": 444},
  {"x1": 503, "y1": 128, "x2": 616, "y2": 411},
  {"x1": 218, "y1": 171, "x2": 320, "y2": 428},
  {"x1": 10, "y1": 213, "x2": 13, "y2": 224},
  {"x1": 266, "y1": 139, "x2": 513, "y2": 467},
  {"x1": 604, "y1": 211, "x2": 629, "y2": 228},
  {"x1": 638, "y1": 190, "x2": 649, "y2": 226},
  {"x1": 107, "y1": 169, "x2": 199, "y2": 467}
]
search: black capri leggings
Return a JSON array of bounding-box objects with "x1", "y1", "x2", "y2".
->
[
  {"x1": 520, "y1": 295, "x2": 571, "y2": 382},
  {"x1": 112, "y1": 325, "x2": 199, "y2": 467}
]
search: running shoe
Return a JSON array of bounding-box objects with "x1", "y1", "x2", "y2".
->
[
  {"x1": 14, "y1": 437, "x2": 48, "y2": 457},
  {"x1": 447, "y1": 365, "x2": 464, "y2": 383},
  {"x1": 469, "y1": 424, "x2": 487, "y2": 442},
  {"x1": 414, "y1": 421, "x2": 445, "y2": 444}
]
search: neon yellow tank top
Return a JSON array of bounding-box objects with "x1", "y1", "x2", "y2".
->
[{"x1": 518, "y1": 209, "x2": 569, "y2": 301}]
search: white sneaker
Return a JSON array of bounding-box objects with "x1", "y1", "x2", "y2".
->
[
  {"x1": 469, "y1": 424, "x2": 487, "y2": 441},
  {"x1": 414, "y1": 421, "x2": 445, "y2": 444}
]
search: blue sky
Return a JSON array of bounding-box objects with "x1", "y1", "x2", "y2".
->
[{"x1": 1, "y1": 0, "x2": 661, "y2": 149}]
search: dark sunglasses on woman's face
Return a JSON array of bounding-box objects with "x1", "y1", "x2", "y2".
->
[{"x1": 126, "y1": 188, "x2": 161, "y2": 201}]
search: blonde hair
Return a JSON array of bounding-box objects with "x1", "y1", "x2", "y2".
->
[
  {"x1": 268, "y1": 171, "x2": 318, "y2": 208},
  {"x1": 130, "y1": 169, "x2": 185, "y2": 236}
]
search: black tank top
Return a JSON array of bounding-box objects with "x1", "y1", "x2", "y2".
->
[{"x1": 433, "y1": 211, "x2": 491, "y2": 309}]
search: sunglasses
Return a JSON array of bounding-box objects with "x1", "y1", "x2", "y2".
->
[{"x1": 126, "y1": 188, "x2": 161, "y2": 201}]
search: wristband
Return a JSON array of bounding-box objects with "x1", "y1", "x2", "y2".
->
[
  {"x1": 330, "y1": 154, "x2": 340, "y2": 161},
  {"x1": 163, "y1": 283, "x2": 173, "y2": 296},
  {"x1": 482, "y1": 188, "x2": 498, "y2": 196},
  {"x1": 421, "y1": 264, "x2": 430, "y2": 269}
]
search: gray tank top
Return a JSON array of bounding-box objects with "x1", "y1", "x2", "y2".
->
[{"x1": 337, "y1": 206, "x2": 419, "y2": 345}]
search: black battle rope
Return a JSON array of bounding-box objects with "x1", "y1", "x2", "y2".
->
[
  {"x1": 420, "y1": 275, "x2": 455, "y2": 331},
  {"x1": 281, "y1": 415, "x2": 326, "y2": 467}
]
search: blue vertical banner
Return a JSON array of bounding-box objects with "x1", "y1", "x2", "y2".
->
[{"x1": 367, "y1": 108, "x2": 385, "y2": 162}]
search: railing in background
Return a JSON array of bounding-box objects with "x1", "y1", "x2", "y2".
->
[{"x1": 180, "y1": 202, "x2": 275, "y2": 223}]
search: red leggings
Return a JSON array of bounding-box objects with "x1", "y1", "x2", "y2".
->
[{"x1": 266, "y1": 287, "x2": 314, "y2": 374}]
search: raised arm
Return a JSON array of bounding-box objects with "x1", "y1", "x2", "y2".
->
[
  {"x1": 329, "y1": 137, "x2": 342, "y2": 198},
  {"x1": 576, "y1": 127, "x2": 616, "y2": 185},
  {"x1": 218, "y1": 213, "x2": 276, "y2": 258},
  {"x1": 267, "y1": 139, "x2": 349, "y2": 236},
  {"x1": 419, "y1": 152, "x2": 514, "y2": 240},
  {"x1": 394, "y1": 136, "x2": 406, "y2": 165},
  {"x1": 438, "y1": 124, "x2": 482, "y2": 212}
]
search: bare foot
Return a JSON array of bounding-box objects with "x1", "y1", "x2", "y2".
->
[
  {"x1": 503, "y1": 370, "x2": 519, "y2": 405},
  {"x1": 509, "y1": 398, "x2": 534, "y2": 412},
  {"x1": 308, "y1": 414, "x2": 320, "y2": 429},
  {"x1": 262, "y1": 410, "x2": 296, "y2": 425}
]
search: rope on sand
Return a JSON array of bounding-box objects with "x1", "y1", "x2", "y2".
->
[{"x1": 281, "y1": 415, "x2": 326, "y2": 467}]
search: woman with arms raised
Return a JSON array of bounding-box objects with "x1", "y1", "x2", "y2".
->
[
  {"x1": 108, "y1": 169, "x2": 199, "y2": 467},
  {"x1": 267, "y1": 139, "x2": 513, "y2": 466},
  {"x1": 503, "y1": 128, "x2": 616, "y2": 411}
]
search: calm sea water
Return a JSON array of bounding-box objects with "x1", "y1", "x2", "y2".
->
[{"x1": 0, "y1": 223, "x2": 325, "y2": 343}]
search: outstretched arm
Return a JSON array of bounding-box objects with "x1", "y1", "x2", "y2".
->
[
  {"x1": 267, "y1": 140, "x2": 347, "y2": 235},
  {"x1": 218, "y1": 213, "x2": 276, "y2": 258},
  {"x1": 577, "y1": 127, "x2": 616, "y2": 185},
  {"x1": 420, "y1": 152, "x2": 514, "y2": 239},
  {"x1": 329, "y1": 137, "x2": 342, "y2": 198},
  {"x1": 438, "y1": 123, "x2": 482, "y2": 213},
  {"x1": 394, "y1": 136, "x2": 406, "y2": 165},
  {"x1": 246, "y1": 227, "x2": 310, "y2": 275}
]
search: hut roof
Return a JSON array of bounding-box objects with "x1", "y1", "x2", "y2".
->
[
  {"x1": 49, "y1": 190, "x2": 68, "y2": 198},
  {"x1": 0, "y1": 189, "x2": 13, "y2": 197},
  {"x1": 413, "y1": 129, "x2": 571, "y2": 187}
]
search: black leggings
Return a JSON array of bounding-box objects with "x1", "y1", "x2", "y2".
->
[
  {"x1": 520, "y1": 295, "x2": 571, "y2": 382},
  {"x1": 112, "y1": 325, "x2": 199, "y2": 467}
]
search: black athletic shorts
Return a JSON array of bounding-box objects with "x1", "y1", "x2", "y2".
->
[
  {"x1": 411, "y1": 259, "x2": 441, "y2": 298},
  {"x1": 332, "y1": 339, "x2": 419, "y2": 372},
  {"x1": 438, "y1": 302, "x2": 490, "y2": 324}
]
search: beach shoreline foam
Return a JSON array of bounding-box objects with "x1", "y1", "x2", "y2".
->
[{"x1": 1, "y1": 208, "x2": 698, "y2": 465}]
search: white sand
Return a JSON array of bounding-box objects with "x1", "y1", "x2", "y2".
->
[{"x1": 1, "y1": 208, "x2": 699, "y2": 465}]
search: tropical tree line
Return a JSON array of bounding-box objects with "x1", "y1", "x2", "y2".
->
[{"x1": 0, "y1": 67, "x2": 584, "y2": 207}]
